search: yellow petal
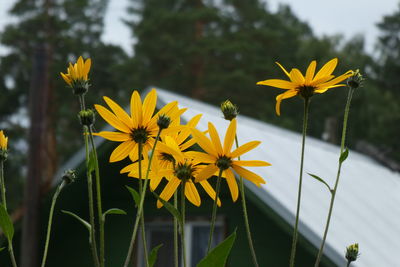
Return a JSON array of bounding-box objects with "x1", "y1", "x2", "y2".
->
[
  {"x1": 84, "y1": 58, "x2": 91, "y2": 78},
  {"x1": 128, "y1": 143, "x2": 139, "y2": 162},
  {"x1": 225, "y1": 169, "x2": 239, "y2": 202},
  {"x1": 208, "y1": 122, "x2": 223, "y2": 155},
  {"x1": 275, "y1": 62, "x2": 291, "y2": 78},
  {"x1": 93, "y1": 131, "x2": 130, "y2": 142},
  {"x1": 157, "y1": 177, "x2": 181, "y2": 208},
  {"x1": 148, "y1": 101, "x2": 178, "y2": 128},
  {"x1": 223, "y1": 119, "x2": 236, "y2": 154},
  {"x1": 157, "y1": 141, "x2": 184, "y2": 163},
  {"x1": 142, "y1": 89, "x2": 157, "y2": 125},
  {"x1": 130, "y1": 91, "x2": 143, "y2": 127},
  {"x1": 94, "y1": 104, "x2": 131, "y2": 133},
  {"x1": 289, "y1": 68, "x2": 305, "y2": 85},
  {"x1": 314, "y1": 84, "x2": 346, "y2": 94},
  {"x1": 77, "y1": 56, "x2": 84, "y2": 78},
  {"x1": 275, "y1": 90, "x2": 298, "y2": 116},
  {"x1": 232, "y1": 165, "x2": 266, "y2": 186},
  {"x1": 109, "y1": 141, "x2": 136, "y2": 162},
  {"x1": 313, "y1": 58, "x2": 338, "y2": 81},
  {"x1": 185, "y1": 151, "x2": 216, "y2": 163},
  {"x1": 199, "y1": 180, "x2": 221, "y2": 207},
  {"x1": 191, "y1": 128, "x2": 218, "y2": 157},
  {"x1": 305, "y1": 60, "x2": 316, "y2": 85},
  {"x1": 179, "y1": 137, "x2": 197, "y2": 151},
  {"x1": 257, "y1": 79, "x2": 296, "y2": 90},
  {"x1": 233, "y1": 160, "x2": 271, "y2": 167},
  {"x1": 60, "y1": 72, "x2": 72, "y2": 85},
  {"x1": 103, "y1": 96, "x2": 133, "y2": 128},
  {"x1": 185, "y1": 181, "x2": 201, "y2": 207},
  {"x1": 230, "y1": 141, "x2": 261, "y2": 158},
  {"x1": 195, "y1": 164, "x2": 218, "y2": 182},
  {"x1": 315, "y1": 70, "x2": 353, "y2": 89}
]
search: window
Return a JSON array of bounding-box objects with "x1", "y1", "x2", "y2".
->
[{"x1": 137, "y1": 219, "x2": 224, "y2": 267}]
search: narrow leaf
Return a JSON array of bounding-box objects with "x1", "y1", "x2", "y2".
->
[
  {"x1": 125, "y1": 186, "x2": 140, "y2": 207},
  {"x1": 88, "y1": 150, "x2": 96, "y2": 173},
  {"x1": 102, "y1": 208, "x2": 127, "y2": 221},
  {"x1": 152, "y1": 192, "x2": 183, "y2": 228},
  {"x1": 197, "y1": 229, "x2": 237, "y2": 267},
  {"x1": 339, "y1": 148, "x2": 349, "y2": 164},
  {"x1": 0, "y1": 204, "x2": 14, "y2": 241},
  {"x1": 308, "y1": 173, "x2": 332, "y2": 193},
  {"x1": 149, "y1": 244, "x2": 163, "y2": 267},
  {"x1": 62, "y1": 210, "x2": 91, "y2": 232},
  {"x1": 0, "y1": 247, "x2": 5, "y2": 252}
]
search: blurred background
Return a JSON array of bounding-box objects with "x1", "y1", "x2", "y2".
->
[{"x1": 0, "y1": 0, "x2": 399, "y2": 266}]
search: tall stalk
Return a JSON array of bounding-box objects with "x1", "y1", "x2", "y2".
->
[
  {"x1": 174, "y1": 191, "x2": 179, "y2": 267},
  {"x1": 314, "y1": 88, "x2": 355, "y2": 267},
  {"x1": 235, "y1": 136, "x2": 259, "y2": 267},
  {"x1": 123, "y1": 130, "x2": 162, "y2": 267},
  {"x1": 40, "y1": 180, "x2": 66, "y2": 267},
  {"x1": 289, "y1": 98, "x2": 310, "y2": 267},
  {"x1": 207, "y1": 168, "x2": 223, "y2": 253},
  {"x1": 180, "y1": 181, "x2": 187, "y2": 267}
]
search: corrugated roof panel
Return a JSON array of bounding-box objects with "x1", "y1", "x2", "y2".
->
[{"x1": 156, "y1": 88, "x2": 400, "y2": 267}]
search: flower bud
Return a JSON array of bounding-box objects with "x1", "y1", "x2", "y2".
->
[
  {"x1": 0, "y1": 130, "x2": 8, "y2": 161},
  {"x1": 347, "y1": 69, "x2": 364, "y2": 89},
  {"x1": 345, "y1": 243, "x2": 360, "y2": 263},
  {"x1": 62, "y1": 169, "x2": 76, "y2": 184},
  {"x1": 157, "y1": 114, "x2": 171, "y2": 130},
  {"x1": 78, "y1": 109, "x2": 96, "y2": 126},
  {"x1": 220, "y1": 100, "x2": 239, "y2": 121}
]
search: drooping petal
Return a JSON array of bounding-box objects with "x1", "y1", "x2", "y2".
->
[
  {"x1": 305, "y1": 60, "x2": 316, "y2": 85},
  {"x1": 275, "y1": 62, "x2": 291, "y2": 78},
  {"x1": 233, "y1": 160, "x2": 271, "y2": 167},
  {"x1": 225, "y1": 169, "x2": 239, "y2": 202},
  {"x1": 94, "y1": 104, "x2": 131, "y2": 133},
  {"x1": 313, "y1": 58, "x2": 338, "y2": 81},
  {"x1": 256, "y1": 79, "x2": 296, "y2": 90},
  {"x1": 103, "y1": 96, "x2": 133, "y2": 128},
  {"x1": 232, "y1": 165, "x2": 266, "y2": 186},
  {"x1": 275, "y1": 90, "x2": 298, "y2": 116},
  {"x1": 208, "y1": 122, "x2": 223, "y2": 155},
  {"x1": 185, "y1": 181, "x2": 201, "y2": 207},
  {"x1": 109, "y1": 141, "x2": 136, "y2": 162},
  {"x1": 223, "y1": 119, "x2": 236, "y2": 154},
  {"x1": 199, "y1": 180, "x2": 221, "y2": 207},
  {"x1": 93, "y1": 131, "x2": 131, "y2": 142},
  {"x1": 157, "y1": 177, "x2": 181, "y2": 208},
  {"x1": 195, "y1": 164, "x2": 218, "y2": 182},
  {"x1": 230, "y1": 141, "x2": 261, "y2": 158}
]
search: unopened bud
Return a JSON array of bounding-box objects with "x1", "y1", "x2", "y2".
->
[
  {"x1": 345, "y1": 243, "x2": 360, "y2": 263},
  {"x1": 62, "y1": 169, "x2": 76, "y2": 184},
  {"x1": 78, "y1": 109, "x2": 95, "y2": 126},
  {"x1": 220, "y1": 100, "x2": 238, "y2": 121},
  {"x1": 157, "y1": 114, "x2": 171, "y2": 130},
  {"x1": 347, "y1": 70, "x2": 364, "y2": 89}
]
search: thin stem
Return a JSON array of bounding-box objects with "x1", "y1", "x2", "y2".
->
[
  {"x1": 180, "y1": 181, "x2": 187, "y2": 267},
  {"x1": 207, "y1": 168, "x2": 223, "y2": 253},
  {"x1": 138, "y1": 143, "x2": 149, "y2": 267},
  {"x1": 123, "y1": 130, "x2": 162, "y2": 267},
  {"x1": 235, "y1": 136, "x2": 259, "y2": 267},
  {"x1": 88, "y1": 127, "x2": 105, "y2": 267},
  {"x1": 40, "y1": 180, "x2": 66, "y2": 267},
  {"x1": 84, "y1": 126, "x2": 100, "y2": 267},
  {"x1": 0, "y1": 160, "x2": 7, "y2": 210},
  {"x1": 346, "y1": 261, "x2": 351, "y2": 267},
  {"x1": 8, "y1": 243, "x2": 17, "y2": 267},
  {"x1": 314, "y1": 89, "x2": 354, "y2": 267},
  {"x1": 174, "y1": 191, "x2": 179, "y2": 267},
  {"x1": 289, "y1": 98, "x2": 310, "y2": 267}
]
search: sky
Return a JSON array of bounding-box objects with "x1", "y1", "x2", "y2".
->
[{"x1": 1, "y1": 0, "x2": 399, "y2": 56}]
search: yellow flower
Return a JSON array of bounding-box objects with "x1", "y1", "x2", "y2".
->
[
  {"x1": 94, "y1": 89, "x2": 185, "y2": 162},
  {"x1": 190, "y1": 119, "x2": 270, "y2": 202},
  {"x1": 257, "y1": 58, "x2": 353, "y2": 115},
  {"x1": 60, "y1": 56, "x2": 91, "y2": 86},
  {"x1": 155, "y1": 136, "x2": 221, "y2": 208},
  {"x1": 0, "y1": 130, "x2": 8, "y2": 151}
]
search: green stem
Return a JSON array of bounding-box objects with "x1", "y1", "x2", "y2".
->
[
  {"x1": 314, "y1": 88, "x2": 354, "y2": 267},
  {"x1": 137, "y1": 143, "x2": 149, "y2": 267},
  {"x1": 180, "y1": 181, "x2": 187, "y2": 267},
  {"x1": 8, "y1": 242, "x2": 17, "y2": 267},
  {"x1": 84, "y1": 126, "x2": 100, "y2": 267},
  {"x1": 40, "y1": 180, "x2": 66, "y2": 267},
  {"x1": 88, "y1": 127, "x2": 105, "y2": 267},
  {"x1": 0, "y1": 160, "x2": 7, "y2": 210},
  {"x1": 235, "y1": 136, "x2": 259, "y2": 267},
  {"x1": 289, "y1": 97, "x2": 310, "y2": 267},
  {"x1": 346, "y1": 261, "x2": 351, "y2": 267},
  {"x1": 207, "y1": 168, "x2": 223, "y2": 253},
  {"x1": 174, "y1": 191, "x2": 179, "y2": 267},
  {"x1": 123, "y1": 130, "x2": 162, "y2": 267}
]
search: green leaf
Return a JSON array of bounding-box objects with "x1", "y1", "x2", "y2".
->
[
  {"x1": 148, "y1": 244, "x2": 163, "y2": 267},
  {"x1": 0, "y1": 204, "x2": 14, "y2": 241},
  {"x1": 196, "y1": 229, "x2": 237, "y2": 267},
  {"x1": 339, "y1": 148, "x2": 349, "y2": 164},
  {"x1": 308, "y1": 173, "x2": 332, "y2": 193},
  {"x1": 125, "y1": 186, "x2": 140, "y2": 207},
  {"x1": 102, "y1": 208, "x2": 127, "y2": 221},
  {"x1": 0, "y1": 247, "x2": 5, "y2": 252},
  {"x1": 62, "y1": 210, "x2": 91, "y2": 232},
  {"x1": 152, "y1": 192, "x2": 183, "y2": 228},
  {"x1": 88, "y1": 150, "x2": 96, "y2": 173}
]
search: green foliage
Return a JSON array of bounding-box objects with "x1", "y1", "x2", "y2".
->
[
  {"x1": 197, "y1": 229, "x2": 237, "y2": 267},
  {"x1": 148, "y1": 244, "x2": 163, "y2": 267},
  {"x1": 102, "y1": 208, "x2": 127, "y2": 222},
  {"x1": 308, "y1": 173, "x2": 332, "y2": 193},
  {"x1": 152, "y1": 192, "x2": 183, "y2": 228},
  {"x1": 61, "y1": 210, "x2": 91, "y2": 235},
  {"x1": 0, "y1": 204, "x2": 14, "y2": 242},
  {"x1": 339, "y1": 148, "x2": 349, "y2": 164},
  {"x1": 125, "y1": 185, "x2": 140, "y2": 207}
]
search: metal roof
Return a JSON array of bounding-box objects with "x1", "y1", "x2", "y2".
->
[
  {"x1": 55, "y1": 87, "x2": 400, "y2": 266},
  {"x1": 155, "y1": 88, "x2": 400, "y2": 267}
]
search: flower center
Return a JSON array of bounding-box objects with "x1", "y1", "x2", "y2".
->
[
  {"x1": 298, "y1": 85, "x2": 316, "y2": 99},
  {"x1": 216, "y1": 156, "x2": 232, "y2": 170},
  {"x1": 131, "y1": 127, "x2": 149, "y2": 144},
  {"x1": 174, "y1": 162, "x2": 195, "y2": 181}
]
